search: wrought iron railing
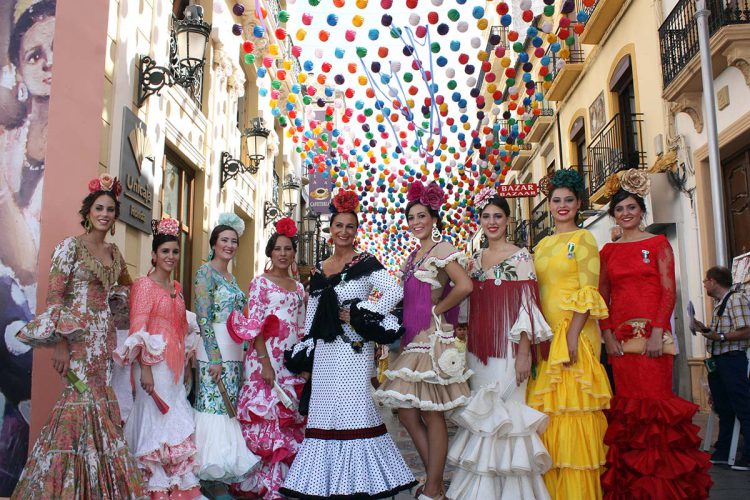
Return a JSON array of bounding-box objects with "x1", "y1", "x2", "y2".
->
[
  {"x1": 543, "y1": 26, "x2": 585, "y2": 82},
  {"x1": 512, "y1": 219, "x2": 530, "y2": 248},
  {"x1": 659, "y1": 0, "x2": 750, "y2": 87},
  {"x1": 473, "y1": 26, "x2": 509, "y2": 94},
  {"x1": 586, "y1": 113, "x2": 645, "y2": 195},
  {"x1": 531, "y1": 199, "x2": 552, "y2": 246},
  {"x1": 576, "y1": 0, "x2": 599, "y2": 18},
  {"x1": 267, "y1": 0, "x2": 282, "y2": 27},
  {"x1": 529, "y1": 81, "x2": 554, "y2": 128}
]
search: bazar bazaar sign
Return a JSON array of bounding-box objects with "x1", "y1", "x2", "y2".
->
[{"x1": 498, "y1": 183, "x2": 538, "y2": 198}]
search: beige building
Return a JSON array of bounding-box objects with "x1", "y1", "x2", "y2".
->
[
  {"x1": 100, "y1": 0, "x2": 306, "y2": 303},
  {"x1": 474, "y1": 0, "x2": 750, "y2": 405}
]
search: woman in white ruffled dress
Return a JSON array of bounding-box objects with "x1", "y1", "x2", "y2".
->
[
  {"x1": 447, "y1": 191, "x2": 553, "y2": 500},
  {"x1": 115, "y1": 218, "x2": 202, "y2": 499}
]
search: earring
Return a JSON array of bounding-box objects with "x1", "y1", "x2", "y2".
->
[
  {"x1": 638, "y1": 215, "x2": 646, "y2": 232},
  {"x1": 207, "y1": 248, "x2": 215, "y2": 261},
  {"x1": 84, "y1": 217, "x2": 92, "y2": 233},
  {"x1": 17, "y1": 82, "x2": 27, "y2": 102},
  {"x1": 431, "y1": 226, "x2": 442, "y2": 243},
  {"x1": 264, "y1": 260, "x2": 273, "y2": 272},
  {"x1": 291, "y1": 261, "x2": 299, "y2": 279},
  {"x1": 110, "y1": 223, "x2": 116, "y2": 236}
]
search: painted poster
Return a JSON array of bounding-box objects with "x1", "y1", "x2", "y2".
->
[
  {"x1": 0, "y1": 0, "x2": 57, "y2": 494},
  {"x1": 308, "y1": 165, "x2": 332, "y2": 214}
]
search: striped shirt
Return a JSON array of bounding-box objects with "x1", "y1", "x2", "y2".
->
[{"x1": 709, "y1": 291, "x2": 750, "y2": 355}]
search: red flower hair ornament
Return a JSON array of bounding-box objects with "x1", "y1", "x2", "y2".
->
[
  {"x1": 331, "y1": 189, "x2": 359, "y2": 213},
  {"x1": 275, "y1": 217, "x2": 298, "y2": 238},
  {"x1": 406, "y1": 181, "x2": 445, "y2": 211}
]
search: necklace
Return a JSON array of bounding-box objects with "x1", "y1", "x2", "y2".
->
[{"x1": 404, "y1": 242, "x2": 438, "y2": 281}]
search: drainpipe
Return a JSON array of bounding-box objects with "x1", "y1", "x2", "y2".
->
[
  {"x1": 556, "y1": 111, "x2": 564, "y2": 169},
  {"x1": 695, "y1": 0, "x2": 729, "y2": 266}
]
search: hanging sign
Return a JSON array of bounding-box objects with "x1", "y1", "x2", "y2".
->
[{"x1": 498, "y1": 183, "x2": 539, "y2": 198}]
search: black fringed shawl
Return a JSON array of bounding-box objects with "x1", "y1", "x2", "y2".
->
[{"x1": 308, "y1": 253, "x2": 383, "y2": 342}]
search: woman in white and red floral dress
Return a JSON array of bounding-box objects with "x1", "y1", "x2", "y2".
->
[{"x1": 228, "y1": 218, "x2": 307, "y2": 499}]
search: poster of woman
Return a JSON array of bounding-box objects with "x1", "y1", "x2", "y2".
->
[{"x1": 0, "y1": 0, "x2": 57, "y2": 494}]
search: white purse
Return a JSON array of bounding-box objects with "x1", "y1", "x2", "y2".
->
[{"x1": 428, "y1": 307, "x2": 468, "y2": 380}]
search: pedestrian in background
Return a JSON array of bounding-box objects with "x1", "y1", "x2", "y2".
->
[{"x1": 695, "y1": 265, "x2": 750, "y2": 471}]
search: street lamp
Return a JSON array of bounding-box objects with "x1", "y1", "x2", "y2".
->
[
  {"x1": 264, "y1": 173, "x2": 302, "y2": 227},
  {"x1": 137, "y1": 4, "x2": 211, "y2": 107},
  {"x1": 220, "y1": 117, "x2": 271, "y2": 188}
]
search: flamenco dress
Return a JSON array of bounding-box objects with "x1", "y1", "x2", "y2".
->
[
  {"x1": 280, "y1": 253, "x2": 416, "y2": 499},
  {"x1": 526, "y1": 229, "x2": 612, "y2": 499},
  {"x1": 447, "y1": 248, "x2": 553, "y2": 500},
  {"x1": 115, "y1": 277, "x2": 202, "y2": 498},
  {"x1": 192, "y1": 263, "x2": 259, "y2": 483},
  {"x1": 228, "y1": 276, "x2": 307, "y2": 499},
  {"x1": 12, "y1": 237, "x2": 145, "y2": 499},
  {"x1": 599, "y1": 235, "x2": 712, "y2": 498},
  {"x1": 374, "y1": 241, "x2": 472, "y2": 412}
]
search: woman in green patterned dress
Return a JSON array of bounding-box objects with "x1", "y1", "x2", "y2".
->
[{"x1": 192, "y1": 213, "x2": 259, "y2": 499}]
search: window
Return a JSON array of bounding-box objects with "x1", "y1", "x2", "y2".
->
[{"x1": 162, "y1": 151, "x2": 194, "y2": 303}]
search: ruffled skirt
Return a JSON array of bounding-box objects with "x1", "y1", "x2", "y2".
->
[
  {"x1": 194, "y1": 323, "x2": 260, "y2": 482},
  {"x1": 124, "y1": 362, "x2": 199, "y2": 495},
  {"x1": 447, "y1": 354, "x2": 552, "y2": 500},
  {"x1": 373, "y1": 325, "x2": 472, "y2": 412},
  {"x1": 602, "y1": 354, "x2": 712, "y2": 499},
  {"x1": 526, "y1": 319, "x2": 611, "y2": 499},
  {"x1": 11, "y1": 385, "x2": 145, "y2": 499},
  {"x1": 233, "y1": 376, "x2": 306, "y2": 499}
]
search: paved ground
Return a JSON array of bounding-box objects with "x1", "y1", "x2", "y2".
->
[{"x1": 383, "y1": 408, "x2": 750, "y2": 499}]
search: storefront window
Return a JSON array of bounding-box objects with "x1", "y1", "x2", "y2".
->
[{"x1": 163, "y1": 151, "x2": 194, "y2": 303}]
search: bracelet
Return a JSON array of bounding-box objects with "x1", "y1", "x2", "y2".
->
[
  {"x1": 208, "y1": 359, "x2": 222, "y2": 365},
  {"x1": 257, "y1": 353, "x2": 268, "y2": 359}
]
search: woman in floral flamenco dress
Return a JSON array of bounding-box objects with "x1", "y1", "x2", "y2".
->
[
  {"x1": 116, "y1": 218, "x2": 202, "y2": 499},
  {"x1": 374, "y1": 181, "x2": 474, "y2": 500},
  {"x1": 229, "y1": 218, "x2": 307, "y2": 499},
  {"x1": 526, "y1": 169, "x2": 612, "y2": 499},
  {"x1": 12, "y1": 176, "x2": 145, "y2": 499},
  {"x1": 193, "y1": 213, "x2": 259, "y2": 498},
  {"x1": 598, "y1": 171, "x2": 712, "y2": 499},
  {"x1": 447, "y1": 190, "x2": 553, "y2": 500}
]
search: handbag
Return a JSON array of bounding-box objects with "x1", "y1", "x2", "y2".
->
[
  {"x1": 428, "y1": 307, "x2": 468, "y2": 380},
  {"x1": 618, "y1": 318, "x2": 676, "y2": 355}
]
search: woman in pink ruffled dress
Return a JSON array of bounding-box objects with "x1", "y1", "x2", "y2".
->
[
  {"x1": 229, "y1": 218, "x2": 307, "y2": 499},
  {"x1": 116, "y1": 218, "x2": 201, "y2": 499}
]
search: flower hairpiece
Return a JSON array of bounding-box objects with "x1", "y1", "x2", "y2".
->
[
  {"x1": 602, "y1": 169, "x2": 650, "y2": 198},
  {"x1": 406, "y1": 181, "x2": 445, "y2": 211},
  {"x1": 330, "y1": 189, "x2": 359, "y2": 213},
  {"x1": 152, "y1": 217, "x2": 180, "y2": 237},
  {"x1": 539, "y1": 168, "x2": 585, "y2": 198},
  {"x1": 88, "y1": 173, "x2": 122, "y2": 198},
  {"x1": 275, "y1": 217, "x2": 298, "y2": 238},
  {"x1": 473, "y1": 187, "x2": 496, "y2": 211},
  {"x1": 217, "y1": 212, "x2": 245, "y2": 237}
]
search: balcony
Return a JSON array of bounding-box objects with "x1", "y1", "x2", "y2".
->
[
  {"x1": 527, "y1": 81, "x2": 555, "y2": 142},
  {"x1": 531, "y1": 199, "x2": 553, "y2": 247},
  {"x1": 579, "y1": 0, "x2": 629, "y2": 45},
  {"x1": 511, "y1": 143, "x2": 534, "y2": 171},
  {"x1": 586, "y1": 113, "x2": 646, "y2": 203},
  {"x1": 545, "y1": 30, "x2": 585, "y2": 101},
  {"x1": 659, "y1": 0, "x2": 750, "y2": 101}
]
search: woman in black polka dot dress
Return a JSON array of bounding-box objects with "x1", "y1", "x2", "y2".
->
[{"x1": 280, "y1": 190, "x2": 416, "y2": 499}]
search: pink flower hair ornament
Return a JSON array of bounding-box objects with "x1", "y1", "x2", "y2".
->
[
  {"x1": 151, "y1": 217, "x2": 180, "y2": 237},
  {"x1": 87, "y1": 173, "x2": 122, "y2": 197},
  {"x1": 406, "y1": 181, "x2": 445, "y2": 211},
  {"x1": 473, "y1": 187, "x2": 496, "y2": 211}
]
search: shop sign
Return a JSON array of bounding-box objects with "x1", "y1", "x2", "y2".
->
[
  {"x1": 308, "y1": 167, "x2": 332, "y2": 214},
  {"x1": 499, "y1": 183, "x2": 538, "y2": 198},
  {"x1": 118, "y1": 108, "x2": 154, "y2": 233}
]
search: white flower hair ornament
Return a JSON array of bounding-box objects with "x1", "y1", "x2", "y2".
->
[
  {"x1": 473, "y1": 187, "x2": 496, "y2": 211},
  {"x1": 217, "y1": 212, "x2": 245, "y2": 237}
]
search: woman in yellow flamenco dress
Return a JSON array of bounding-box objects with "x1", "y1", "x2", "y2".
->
[{"x1": 527, "y1": 169, "x2": 612, "y2": 499}]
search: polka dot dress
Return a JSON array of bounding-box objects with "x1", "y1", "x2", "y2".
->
[{"x1": 280, "y1": 260, "x2": 416, "y2": 499}]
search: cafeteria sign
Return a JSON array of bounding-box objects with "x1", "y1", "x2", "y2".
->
[{"x1": 499, "y1": 183, "x2": 538, "y2": 198}]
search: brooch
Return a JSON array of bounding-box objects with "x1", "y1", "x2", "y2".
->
[
  {"x1": 567, "y1": 242, "x2": 575, "y2": 259},
  {"x1": 642, "y1": 250, "x2": 650, "y2": 264}
]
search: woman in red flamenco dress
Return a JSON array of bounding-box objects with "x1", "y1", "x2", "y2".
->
[{"x1": 598, "y1": 172, "x2": 712, "y2": 499}]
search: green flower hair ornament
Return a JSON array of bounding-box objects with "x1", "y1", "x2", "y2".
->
[
  {"x1": 217, "y1": 212, "x2": 245, "y2": 237},
  {"x1": 549, "y1": 168, "x2": 586, "y2": 197}
]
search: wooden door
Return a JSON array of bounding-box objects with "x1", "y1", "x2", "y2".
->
[{"x1": 723, "y1": 150, "x2": 750, "y2": 258}]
